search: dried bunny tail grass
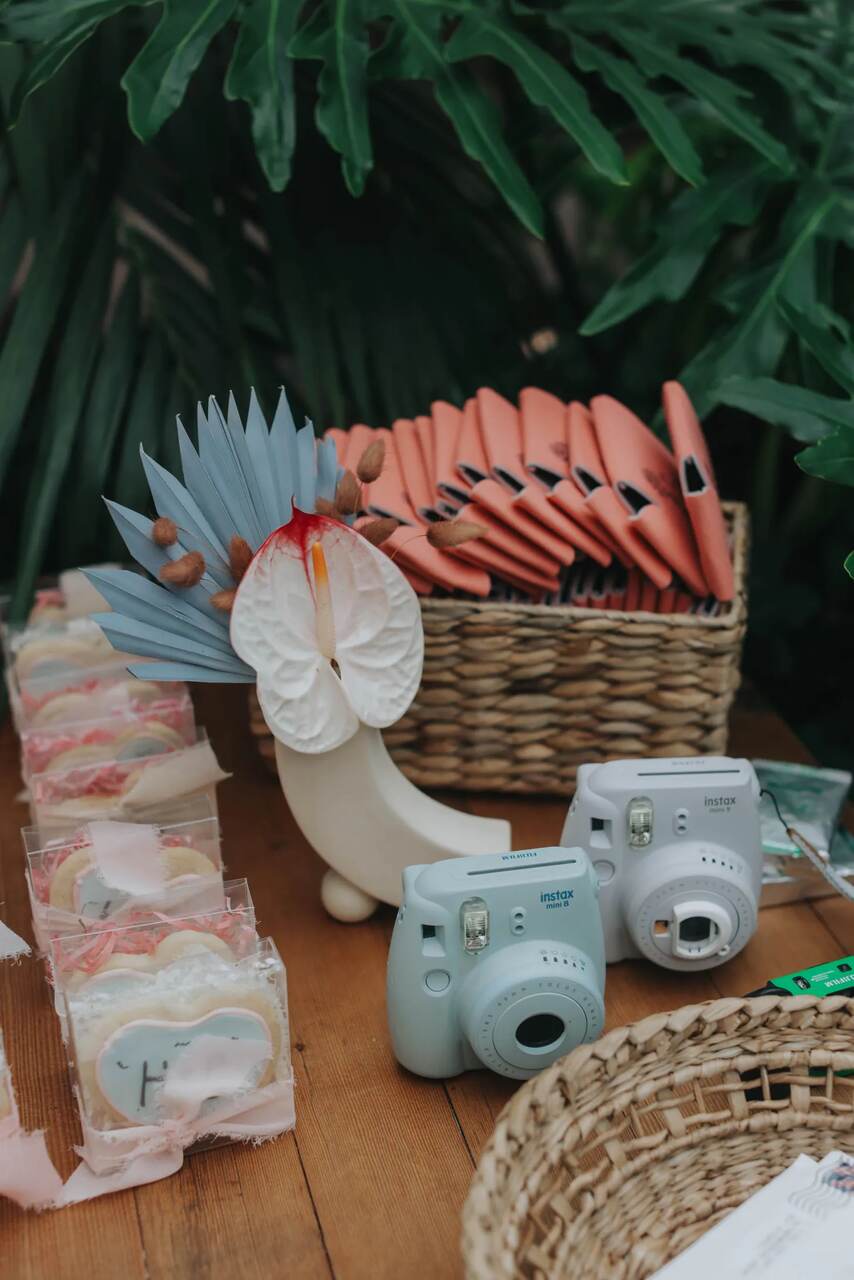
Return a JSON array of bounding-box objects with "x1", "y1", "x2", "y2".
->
[
  {"x1": 360, "y1": 517, "x2": 399, "y2": 547},
  {"x1": 427, "y1": 519, "x2": 486, "y2": 549},
  {"x1": 159, "y1": 551, "x2": 206, "y2": 587},
  {"x1": 335, "y1": 470, "x2": 362, "y2": 515},
  {"x1": 229, "y1": 535, "x2": 253, "y2": 583},
  {"x1": 151, "y1": 516, "x2": 178, "y2": 547},
  {"x1": 357, "y1": 438, "x2": 385, "y2": 484},
  {"x1": 315, "y1": 497, "x2": 339, "y2": 517},
  {"x1": 211, "y1": 588, "x2": 236, "y2": 612}
]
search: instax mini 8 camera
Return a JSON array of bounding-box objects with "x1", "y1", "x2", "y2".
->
[{"x1": 387, "y1": 847, "x2": 605, "y2": 1080}]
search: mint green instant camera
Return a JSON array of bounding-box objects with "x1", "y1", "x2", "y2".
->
[{"x1": 387, "y1": 847, "x2": 605, "y2": 1080}]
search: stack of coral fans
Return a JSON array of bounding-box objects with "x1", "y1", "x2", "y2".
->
[{"x1": 323, "y1": 382, "x2": 735, "y2": 612}]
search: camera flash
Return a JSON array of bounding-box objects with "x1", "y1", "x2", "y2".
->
[
  {"x1": 627, "y1": 796, "x2": 654, "y2": 848},
  {"x1": 461, "y1": 898, "x2": 489, "y2": 952}
]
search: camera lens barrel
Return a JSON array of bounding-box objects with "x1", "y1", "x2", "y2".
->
[
  {"x1": 625, "y1": 842, "x2": 758, "y2": 971},
  {"x1": 458, "y1": 939, "x2": 605, "y2": 1079}
]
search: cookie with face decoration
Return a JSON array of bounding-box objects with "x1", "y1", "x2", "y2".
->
[
  {"x1": 71, "y1": 950, "x2": 287, "y2": 1131},
  {"x1": 47, "y1": 842, "x2": 218, "y2": 917}
]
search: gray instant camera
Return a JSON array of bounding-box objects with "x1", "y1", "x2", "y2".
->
[
  {"x1": 561, "y1": 756, "x2": 762, "y2": 971},
  {"x1": 387, "y1": 847, "x2": 605, "y2": 1080}
]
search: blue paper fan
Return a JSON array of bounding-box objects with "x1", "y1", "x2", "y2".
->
[{"x1": 88, "y1": 388, "x2": 345, "y2": 682}]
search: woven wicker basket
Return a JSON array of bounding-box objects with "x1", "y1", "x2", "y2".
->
[
  {"x1": 250, "y1": 501, "x2": 748, "y2": 795},
  {"x1": 462, "y1": 995, "x2": 854, "y2": 1280}
]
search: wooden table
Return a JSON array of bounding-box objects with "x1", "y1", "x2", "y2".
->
[{"x1": 2, "y1": 685, "x2": 853, "y2": 1279}]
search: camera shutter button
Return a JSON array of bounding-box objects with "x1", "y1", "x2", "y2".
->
[{"x1": 425, "y1": 970, "x2": 451, "y2": 992}]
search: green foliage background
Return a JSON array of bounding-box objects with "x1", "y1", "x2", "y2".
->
[{"x1": 0, "y1": 0, "x2": 852, "y2": 768}]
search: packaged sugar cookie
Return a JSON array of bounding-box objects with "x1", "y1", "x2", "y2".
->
[
  {"x1": 6, "y1": 616, "x2": 118, "y2": 682},
  {"x1": 51, "y1": 879, "x2": 257, "y2": 998},
  {"x1": 0, "y1": 566, "x2": 118, "y2": 643},
  {"x1": 63, "y1": 939, "x2": 294, "y2": 1177},
  {"x1": 21, "y1": 696, "x2": 196, "y2": 780},
  {"x1": 27, "y1": 731, "x2": 228, "y2": 839},
  {"x1": 23, "y1": 810, "x2": 225, "y2": 952},
  {"x1": 11, "y1": 659, "x2": 190, "y2": 734}
]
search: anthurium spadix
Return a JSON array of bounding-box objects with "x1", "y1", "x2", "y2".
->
[{"x1": 85, "y1": 389, "x2": 510, "y2": 922}]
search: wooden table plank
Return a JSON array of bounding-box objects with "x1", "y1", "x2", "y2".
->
[{"x1": 1, "y1": 683, "x2": 851, "y2": 1280}]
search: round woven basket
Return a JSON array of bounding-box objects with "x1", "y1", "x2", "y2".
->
[{"x1": 462, "y1": 995, "x2": 854, "y2": 1279}]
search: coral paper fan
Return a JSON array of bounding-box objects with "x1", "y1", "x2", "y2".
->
[{"x1": 230, "y1": 512, "x2": 424, "y2": 754}]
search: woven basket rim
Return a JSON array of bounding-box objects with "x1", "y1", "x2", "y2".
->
[
  {"x1": 421, "y1": 500, "x2": 748, "y2": 629},
  {"x1": 474, "y1": 992, "x2": 854, "y2": 1135},
  {"x1": 461, "y1": 994, "x2": 854, "y2": 1280}
]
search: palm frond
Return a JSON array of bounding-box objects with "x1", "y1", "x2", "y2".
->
[{"x1": 89, "y1": 387, "x2": 339, "y2": 681}]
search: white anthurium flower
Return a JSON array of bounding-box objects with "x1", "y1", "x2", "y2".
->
[{"x1": 230, "y1": 510, "x2": 424, "y2": 753}]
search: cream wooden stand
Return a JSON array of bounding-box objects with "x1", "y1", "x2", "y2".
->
[{"x1": 275, "y1": 724, "x2": 512, "y2": 920}]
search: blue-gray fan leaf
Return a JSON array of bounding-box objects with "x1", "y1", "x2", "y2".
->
[
  {"x1": 317, "y1": 436, "x2": 339, "y2": 503},
  {"x1": 98, "y1": 385, "x2": 346, "y2": 684},
  {"x1": 85, "y1": 568, "x2": 235, "y2": 653},
  {"x1": 295, "y1": 421, "x2": 317, "y2": 512},
  {"x1": 139, "y1": 446, "x2": 231, "y2": 583},
  {"x1": 201, "y1": 397, "x2": 265, "y2": 547},
  {"x1": 224, "y1": 391, "x2": 270, "y2": 543},
  {"x1": 128, "y1": 660, "x2": 255, "y2": 684},
  {"x1": 105, "y1": 500, "x2": 219, "y2": 616},
  {"x1": 269, "y1": 386, "x2": 298, "y2": 520},
  {"x1": 93, "y1": 612, "x2": 249, "y2": 674},
  {"x1": 244, "y1": 387, "x2": 281, "y2": 531},
  {"x1": 177, "y1": 412, "x2": 244, "y2": 550}
]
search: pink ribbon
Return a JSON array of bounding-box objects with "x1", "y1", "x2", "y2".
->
[
  {"x1": 51, "y1": 907, "x2": 254, "y2": 976},
  {"x1": 1, "y1": 1036, "x2": 294, "y2": 1210},
  {"x1": 0, "y1": 1114, "x2": 64, "y2": 1210},
  {"x1": 58, "y1": 1074, "x2": 296, "y2": 1203}
]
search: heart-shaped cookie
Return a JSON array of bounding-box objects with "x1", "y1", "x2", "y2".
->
[
  {"x1": 78, "y1": 986, "x2": 282, "y2": 1128},
  {"x1": 96, "y1": 1007, "x2": 272, "y2": 1124}
]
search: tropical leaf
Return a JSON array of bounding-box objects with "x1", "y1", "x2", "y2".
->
[
  {"x1": 569, "y1": 35, "x2": 703, "y2": 187},
  {"x1": 0, "y1": 0, "x2": 150, "y2": 123},
  {"x1": 0, "y1": 172, "x2": 90, "y2": 490},
  {"x1": 778, "y1": 300, "x2": 854, "y2": 395},
  {"x1": 676, "y1": 192, "x2": 838, "y2": 414},
  {"x1": 373, "y1": 2, "x2": 543, "y2": 235},
  {"x1": 290, "y1": 0, "x2": 373, "y2": 195},
  {"x1": 122, "y1": 0, "x2": 239, "y2": 142},
  {"x1": 797, "y1": 425, "x2": 854, "y2": 488},
  {"x1": 618, "y1": 32, "x2": 792, "y2": 171},
  {"x1": 62, "y1": 270, "x2": 141, "y2": 558},
  {"x1": 445, "y1": 11, "x2": 627, "y2": 185},
  {"x1": 11, "y1": 217, "x2": 114, "y2": 613},
  {"x1": 581, "y1": 162, "x2": 770, "y2": 335},
  {"x1": 717, "y1": 376, "x2": 854, "y2": 444},
  {"x1": 224, "y1": 0, "x2": 298, "y2": 192}
]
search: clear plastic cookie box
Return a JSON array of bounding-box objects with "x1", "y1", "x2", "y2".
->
[
  {"x1": 23, "y1": 805, "x2": 225, "y2": 953},
  {"x1": 50, "y1": 879, "x2": 257, "y2": 998},
  {"x1": 9, "y1": 657, "x2": 190, "y2": 735},
  {"x1": 63, "y1": 938, "x2": 294, "y2": 1173},
  {"x1": 26, "y1": 729, "x2": 225, "y2": 839},
  {"x1": 20, "y1": 696, "x2": 197, "y2": 781}
]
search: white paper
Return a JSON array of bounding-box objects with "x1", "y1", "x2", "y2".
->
[
  {"x1": 0, "y1": 920, "x2": 30, "y2": 959},
  {"x1": 654, "y1": 1150, "x2": 854, "y2": 1278},
  {"x1": 87, "y1": 821, "x2": 165, "y2": 895}
]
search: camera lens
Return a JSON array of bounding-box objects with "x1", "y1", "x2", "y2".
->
[
  {"x1": 515, "y1": 1012, "x2": 566, "y2": 1050},
  {"x1": 678, "y1": 916, "x2": 712, "y2": 943}
]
